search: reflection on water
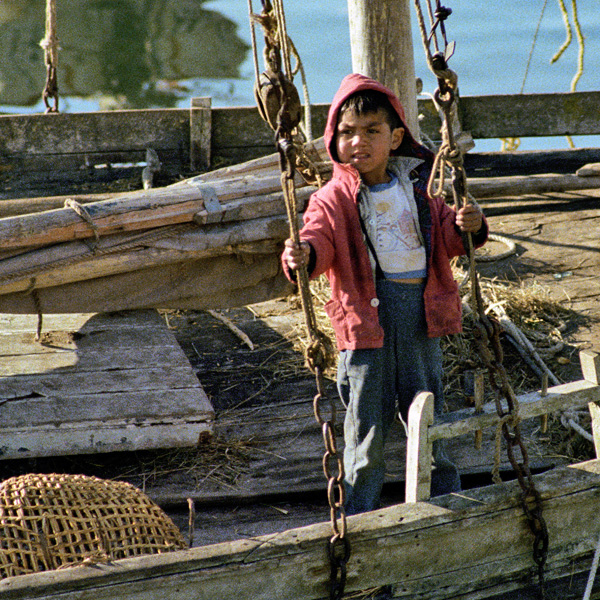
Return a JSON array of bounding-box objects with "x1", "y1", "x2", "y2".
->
[{"x1": 0, "y1": 0, "x2": 249, "y2": 109}]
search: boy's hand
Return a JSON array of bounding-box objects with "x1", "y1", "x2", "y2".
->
[
  {"x1": 283, "y1": 239, "x2": 311, "y2": 270},
  {"x1": 456, "y1": 203, "x2": 483, "y2": 233}
]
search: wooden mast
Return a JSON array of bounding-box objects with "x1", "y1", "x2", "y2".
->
[{"x1": 347, "y1": 0, "x2": 419, "y2": 135}]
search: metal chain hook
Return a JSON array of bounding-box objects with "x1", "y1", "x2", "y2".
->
[
  {"x1": 250, "y1": 2, "x2": 350, "y2": 596},
  {"x1": 414, "y1": 4, "x2": 550, "y2": 595}
]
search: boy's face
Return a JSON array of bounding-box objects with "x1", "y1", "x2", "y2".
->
[{"x1": 335, "y1": 107, "x2": 404, "y2": 187}]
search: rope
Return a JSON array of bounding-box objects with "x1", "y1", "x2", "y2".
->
[
  {"x1": 475, "y1": 233, "x2": 517, "y2": 263},
  {"x1": 552, "y1": 0, "x2": 585, "y2": 148},
  {"x1": 40, "y1": 0, "x2": 59, "y2": 113},
  {"x1": 64, "y1": 199, "x2": 101, "y2": 246},
  {"x1": 583, "y1": 535, "x2": 600, "y2": 600},
  {"x1": 552, "y1": 0, "x2": 585, "y2": 91},
  {"x1": 521, "y1": 0, "x2": 549, "y2": 94},
  {"x1": 560, "y1": 410, "x2": 594, "y2": 443},
  {"x1": 248, "y1": 0, "x2": 313, "y2": 141}
]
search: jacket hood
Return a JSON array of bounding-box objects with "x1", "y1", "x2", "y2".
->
[{"x1": 324, "y1": 73, "x2": 431, "y2": 165}]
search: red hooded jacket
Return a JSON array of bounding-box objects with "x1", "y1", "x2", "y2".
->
[{"x1": 284, "y1": 73, "x2": 487, "y2": 351}]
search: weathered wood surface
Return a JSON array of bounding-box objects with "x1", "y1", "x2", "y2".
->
[
  {"x1": 405, "y1": 392, "x2": 434, "y2": 503},
  {"x1": 1, "y1": 461, "x2": 599, "y2": 600},
  {"x1": 144, "y1": 391, "x2": 573, "y2": 508},
  {"x1": 464, "y1": 147, "x2": 600, "y2": 177},
  {"x1": 465, "y1": 172, "x2": 600, "y2": 199},
  {"x1": 433, "y1": 377, "x2": 600, "y2": 441},
  {"x1": 0, "y1": 250, "x2": 293, "y2": 314},
  {"x1": 0, "y1": 170, "x2": 312, "y2": 250},
  {"x1": 0, "y1": 310, "x2": 214, "y2": 459},
  {"x1": 1, "y1": 91, "x2": 600, "y2": 200},
  {"x1": 347, "y1": 0, "x2": 418, "y2": 132}
]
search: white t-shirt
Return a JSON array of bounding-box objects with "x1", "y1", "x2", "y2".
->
[{"x1": 366, "y1": 175, "x2": 427, "y2": 280}]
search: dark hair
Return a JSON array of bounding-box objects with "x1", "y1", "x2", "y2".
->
[{"x1": 338, "y1": 90, "x2": 403, "y2": 130}]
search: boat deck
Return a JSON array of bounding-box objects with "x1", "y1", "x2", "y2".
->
[
  {"x1": 0, "y1": 187, "x2": 598, "y2": 599},
  {"x1": 0, "y1": 310, "x2": 214, "y2": 460},
  {"x1": 146, "y1": 186, "x2": 600, "y2": 548}
]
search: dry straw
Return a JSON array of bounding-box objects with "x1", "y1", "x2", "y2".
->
[{"x1": 0, "y1": 473, "x2": 187, "y2": 579}]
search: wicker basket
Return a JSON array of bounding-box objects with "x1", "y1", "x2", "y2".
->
[{"x1": 0, "y1": 473, "x2": 187, "y2": 578}]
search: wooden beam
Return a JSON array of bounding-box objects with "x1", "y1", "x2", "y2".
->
[
  {"x1": 432, "y1": 378, "x2": 599, "y2": 442},
  {"x1": 464, "y1": 173, "x2": 600, "y2": 199},
  {"x1": 0, "y1": 169, "x2": 312, "y2": 250},
  {"x1": 581, "y1": 350, "x2": 600, "y2": 384},
  {"x1": 589, "y1": 402, "x2": 600, "y2": 460},
  {"x1": 190, "y1": 97, "x2": 212, "y2": 172},
  {"x1": 459, "y1": 91, "x2": 600, "y2": 139},
  {"x1": 405, "y1": 391, "x2": 434, "y2": 503}
]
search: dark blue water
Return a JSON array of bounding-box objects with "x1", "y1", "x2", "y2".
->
[{"x1": 1, "y1": 0, "x2": 598, "y2": 150}]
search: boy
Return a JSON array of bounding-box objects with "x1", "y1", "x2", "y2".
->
[{"x1": 282, "y1": 73, "x2": 487, "y2": 515}]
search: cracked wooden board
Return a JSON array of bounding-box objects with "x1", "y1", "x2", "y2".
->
[{"x1": 0, "y1": 310, "x2": 214, "y2": 459}]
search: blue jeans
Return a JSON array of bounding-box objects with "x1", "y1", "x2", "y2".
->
[{"x1": 337, "y1": 280, "x2": 461, "y2": 514}]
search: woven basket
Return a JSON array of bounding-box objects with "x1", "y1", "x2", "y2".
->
[{"x1": 0, "y1": 473, "x2": 187, "y2": 578}]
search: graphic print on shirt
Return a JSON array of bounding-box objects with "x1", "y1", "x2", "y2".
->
[
  {"x1": 372, "y1": 189, "x2": 427, "y2": 280},
  {"x1": 375, "y1": 201, "x2": 422, "y2": 252}
]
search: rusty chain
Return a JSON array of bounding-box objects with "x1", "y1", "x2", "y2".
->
[
  {"x1": 414, "y1": 2, "x2": 549, "y2": 597},
  {"x1": 249, "y1": 2, "x2": 348, "y2": 598}
]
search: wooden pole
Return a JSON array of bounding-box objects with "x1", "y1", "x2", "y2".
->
[{"x1": 346, "y1": 0, "x2": 419, "y2": 135}]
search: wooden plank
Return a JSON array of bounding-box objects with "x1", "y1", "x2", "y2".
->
[
  {"x1": 0, "y1": 92, "x2": 599, "y2": 183},
  {"x1": 0, "y1": 421, "x2": 213, "y2": 459},
  {"x1": 459, "y1": 91, "x2": 600, "y2": 139},
  {"x1": 0, "y1": 308, "x2": 165, "y2": 331},
  {"x1": 405, "y1": 391, "x2": 434, "y2": 503},
  {"x1": 0, "y1": 310, "x2": 214, "y2": 458},
  {"x1": 0, "y1": 109, "x2": 189, "y2": 158},
  {"x1": 1, "y1": 461, "x2": 599, "y2": 600},
  {"x1": 0, "y1": 389, "x2": 212, "y2": 427},
  {"x1": 0, "y1": 328, "x2": 180, "y2": 356},
  {"x1": 465, "y1": 173, "x2": 600, "y2": 199},
  {"x1": 432, "y1": 378, "x2": 600, "y2": 441},
  {"x1": 581, "y1": 350, "x2": 600, "y2": 384},
  {"x1": 2, "y1": 367, "x2": 202, "y2": 398},
  {"x1": 464, "y1": 147, "x2": 600, "y2": 177},
  {"x1": 589, "y1": 402, "x2": 600, "y2": 459},
  {"x1": 0, "y1": 345, "x2": 197, "y2": 375}
]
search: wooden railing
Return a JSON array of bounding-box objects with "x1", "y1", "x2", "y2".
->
[
  {"x1": 1, "y1": 91, "x2": 600, "y2": 199},
  {"x1": 405, "y1": 350, "x2": 600, "y2": 502}
]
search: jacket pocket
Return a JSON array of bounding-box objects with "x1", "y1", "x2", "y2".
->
[{"x1": 427, "y1": 289, "x2": 462, "y2": 335}]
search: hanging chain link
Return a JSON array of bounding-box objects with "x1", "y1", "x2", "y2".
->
[
  {"x1": 249, "y1": 2, "x2": 348, "y2": 597},
  {"x1": 414, "y1": 2, "x2": 549, "y2": 597}
]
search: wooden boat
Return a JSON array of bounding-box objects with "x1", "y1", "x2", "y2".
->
[
  {"x1": 1, "y1": 91, "x2": 600, "y2": 315},
  {"x1": 1, "y1": 58, "x2": 600, "y2": 599},
  {"x1": 1, "y1": 354, "x2": 600, "y2": 599}
]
